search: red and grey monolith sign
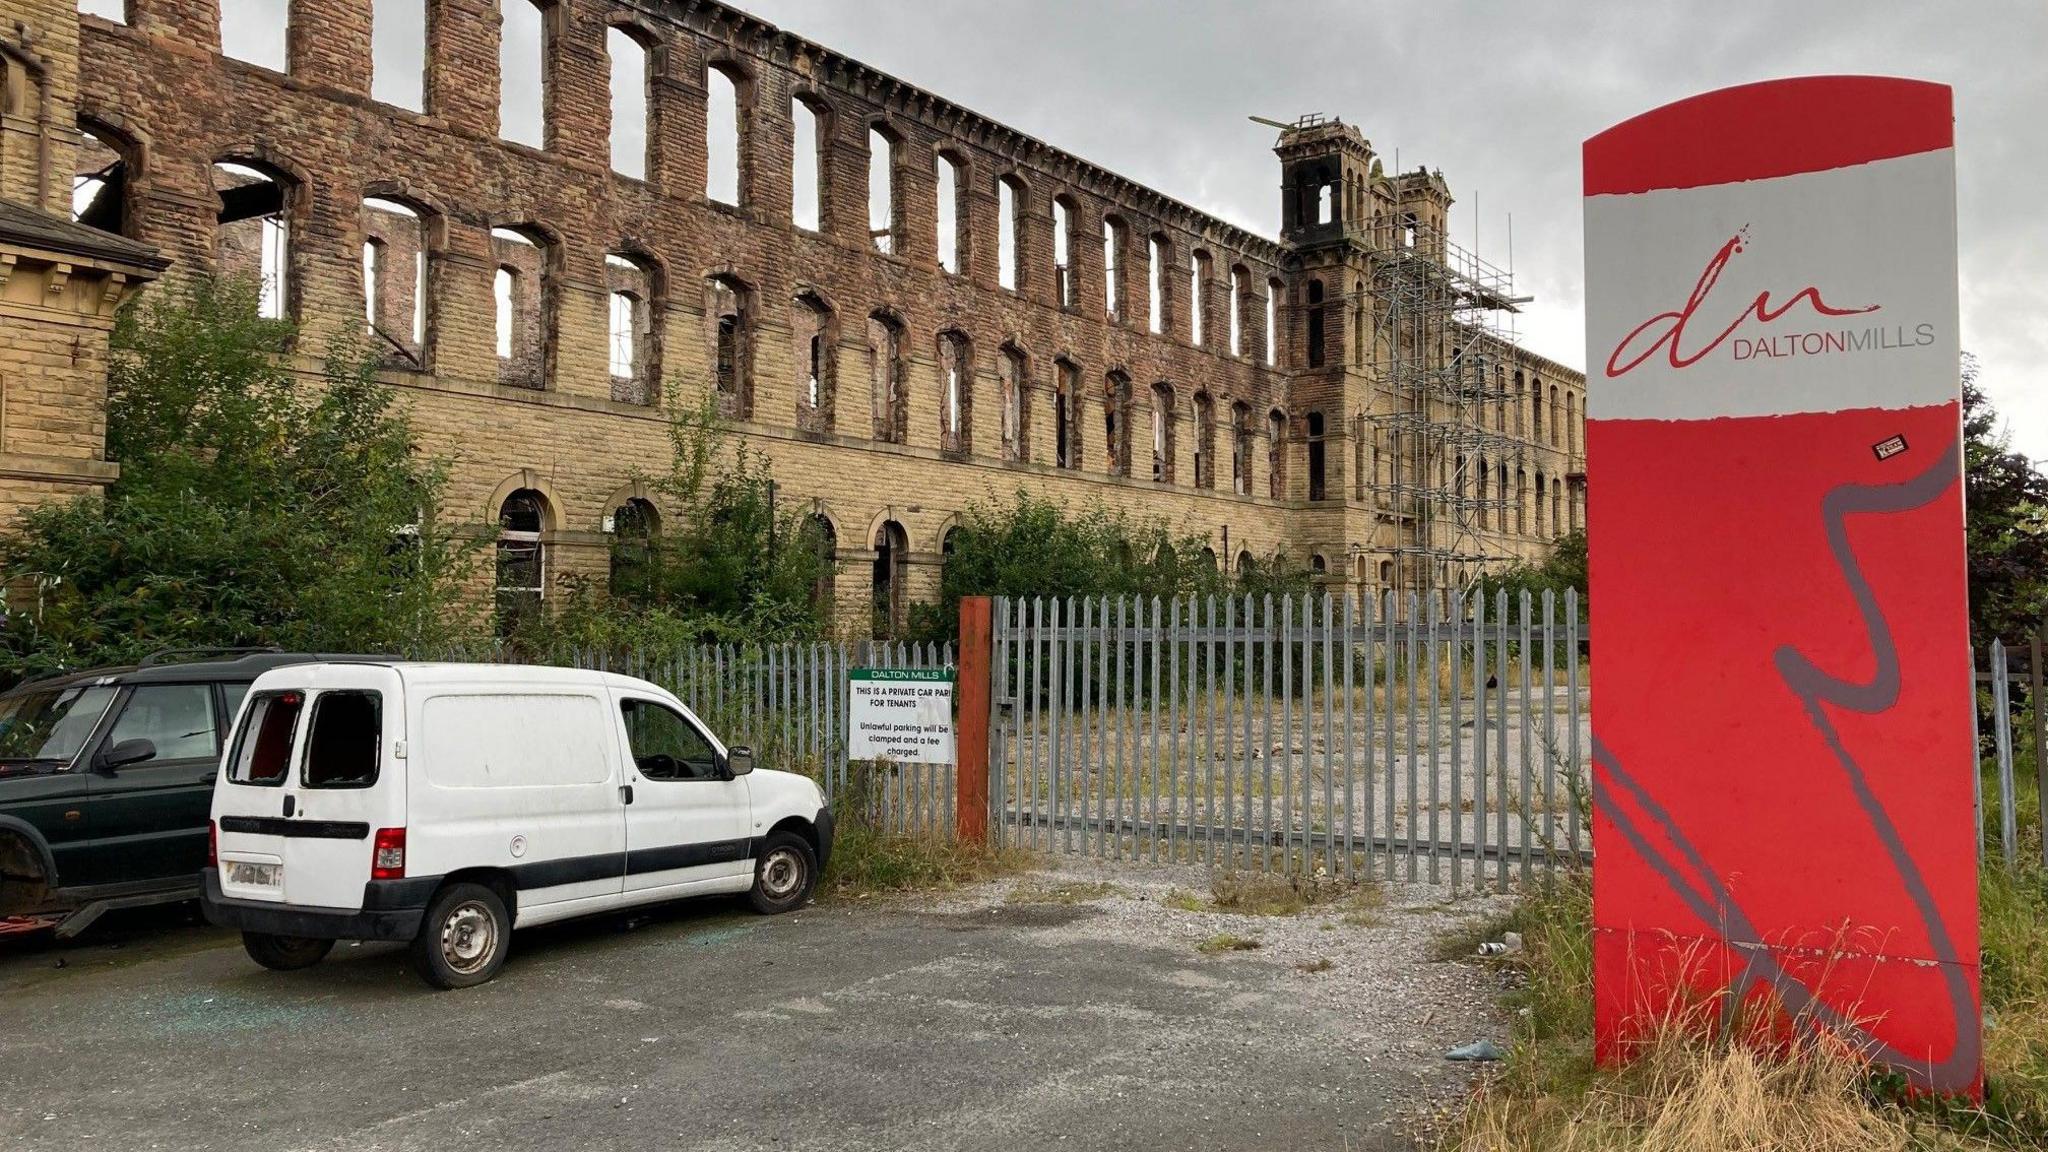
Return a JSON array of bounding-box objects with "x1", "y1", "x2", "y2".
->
[{"x1": 1583, "y1": 77, "x2": 1977, "y2": 1095}]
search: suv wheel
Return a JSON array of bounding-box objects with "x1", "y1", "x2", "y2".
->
[
  {"x1": 242, "y1": 932, "x2": 334, "y2": 971},
  {"x1": 411, "y1": 882, "x2": 511, "y2": 989}
]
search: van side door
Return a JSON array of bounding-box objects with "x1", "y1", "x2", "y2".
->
[{"x1": 614, "y1": 694, "x2": 751, "y2": 896}]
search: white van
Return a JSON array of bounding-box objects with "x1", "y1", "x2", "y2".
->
[{"x1": 200, "y1": 662, "x2": 832, "y2": 988}]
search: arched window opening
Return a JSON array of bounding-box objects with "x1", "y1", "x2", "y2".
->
[
  {"x1": 1552, "y1": 479, "x2": 1565, "y2": 539},
  {"x1": 1311, "y1": 554, "x2": 1328, "y2": 576},
  {"x1": 1231, "y1": 402, "x2": 1252, "y2": 495},
  {"x1": 1052, "y1": 196, "x2": 1075, "y2": 307},
  {"x1": 1532, "y1": 375, "x2": 1545, "y2": 441},
  {"x1": 1054, "y1": 358, "x2": 1080, "y2": 470},
  {"x1": 1265, "y1": 277, "x2": 1281, "y2": 367},
  {"x1": 706, "y1": 274, "x2": 751, "y2": 418},
  {"x1": 607, "y1": 497, "x2": 659, "y2": 601},
  {"x1": 999, "y1": 344, "x2": 1027, "y2": 462},
  {"x1": 1267, "y1": 409, "x2": 1287, "y2": 499},
  {"x1": 794, "y1": 291, "x2": 835, "y2": 431},
  {"x1": 1227, "y1": 266, "x2": 1246, "y2": 357},
  {"x1": 706, "y1": 64, "x2": 745, "y2": 204},
  {"x1": 362, "y1": 197, "x2": 428, "y2": 368},
  {"x1": 497, "y1": 0, "x2": 547, "y2": 147},
  {"x1": 939, "y1": 330, "x2": 971, "y2": 454},
  {"x1": 1516, "y1": 470, "x2": 1529, "y2": 535},
  {"x1": 1193, "y1": 393, "x2": 1215, "y2": 490},
  {"x1": 1306, "y1": 411, "x2": 1327, "y2": 501},
  {"x1": 213, "y1": 161, "x2": 292, "y2": 320},
  {"x1": 867, "y1": 126, "x2": 897, "y2": 254},
  {"x1": 220, "y1": 0, "x2": 288, "y2": 72},
  {"x1": 607, "y1": 28, "x2": 649, "y2": 179},
  {"x1": 806, "y1": 514, "x2": 837, "y2": 613},
  {"x1": 1567, "y1": 392, "x2": 1579, "y2": 456},
  {"x1": 868, "y1": 312, "x2": 907, "y2": 444},
  {"x1": 935, "y1": 152, "x2": 963, "y2": 274},
  {"x1": 371, "y1": 0, "x2": 426, "y2": 111},
  {"x1": 496, "y1": 489, "x2": 548, "y2": 635},
  {"x1": 1189, "y1": 251, "x2": 1209, "y2": 345},
  {"x1": 1550, "y1": 384, "x2": 1562, "y2": 447},
  {"x1": 871, "y1": 521, "x2": 908, "y2": 639},
  {"x1": 490, "y1": 226, "x2": 548, "y2": 388},
  {"x1": 1237, "y1": 552, "x2": 1256, "y2": 579},
  {"x1": 791, "y1": 96, "x2": 824, "y2": 231},
  {"x1": 1379, "y1": 559, "x2": 1394, "y2": 586},
  {"x1": 606, "y1": 252, "x2": 656, "y2": 405},
  {"x1": 998, "y1": 175, "x2": 1024, "y2": 291},
  {"x1": 1146, "y1": 234, "x2": 1166, "y2": 334},
  {"x1": 1149, "y1": 381, "x2": 1174, "y2": 483},
  {"x1": 1317, "y1": 182, "x2": 1333, "y2": 225},
  {"x1": 73, "y1": 123, "x2": 133, "y2": 236},
  {"x1": 1103, "y1": 372, "x2": 1131, "y2": 477},
  {"x1": 1535, "y1": 470, "x2": 1548, "y2": 537},
  {"x1": 1402, "y1": 212, "x2": 1418, "y2": 249},
  {"x1": 1102, "y1": 216, "x2": 1126, "y2": 320},
  {"x1": 1306, "y1": 279, "x2": 1326, "y2": 369}
]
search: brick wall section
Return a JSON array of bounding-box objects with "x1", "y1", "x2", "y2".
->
[{"x1": 26, "y1": 0, "x2": 1585, "y2": 635}]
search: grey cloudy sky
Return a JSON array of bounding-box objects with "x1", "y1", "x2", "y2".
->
[
  {"x1": 216, "y1": 0, "x2": 2044, "y2": 456},
  {"x1": 734, "y1": 0, "x2": 2047, "y2": 458}
]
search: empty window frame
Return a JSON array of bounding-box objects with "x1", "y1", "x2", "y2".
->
[
  {"x1": 496, "y1": 488, "x2": 548, "y2": 634},
  {"x1": 1104, "y1": 216, "x2": 1128, "y2": 320},
  {"x1": 791, "y1": 97, "x2": 825, "y2": 230},
  {"x1": 1052, "y1": 196, "x2": 1075, "y2": 307},
  {"x1": 1192, "y1": 393, "x2": 1214, "y2": 489},
  {"x1": 606, "y1": 253, "x2": 656, "y2": 405},
  {"x1": 707, "y1": 275, "x2": 751, "y2": 418},
  {"x1": 935, "y1": 151, "x2": 963, "y2": 274},
  {"x1": 1189, "y1": 252, "x2": 1209, "y2": 346},
  {"x1": 372, "y1": 0, "x2": 426, "y2": 111},
  {"x1": 793, "y1": 291, "x2": 835, "y2": 430},
  {"x1": 72, "y1": 122, "x2": 132, "y2": 236},
  {"x1": 498, "y1": 0, "x2": 547, "y2": 148},
  {"x1": 1053, "y1": 358, "x2": 1080, "y2": 470},
  {"x1": 997, "y1": 175, "x2": 1024, "y2": 291},
  {"x1": 1103, "y1": 372, "x2": 1131, "y2": 477},
  {"x1": 490, "y1": 226, "x2": 548, "y2": 388},
  {"x1": 1149, "y1": 382, "x2": 1174, "y2": 483},
  {"x1": 1265, "y1": 277, "x2": 1281, "y2": 367},
  {"x1": 607, "y1": 28, "x2": 650, "y2": 179},
  {"x1": 1227, "y1": 266, "x2": 1245, "y2": 357},
  {"x1": 608, "y1": 497, "x2": 660, "y2": 600},
  {"x1": 1231, "y1": 402, "x2": 1251, "y2": 495},
  {"x1": 705, "y1": 64, "x2": 743, "y2": 205},
  {"x1": 219, "y1": 0, "x2": 288, "y2": 71},
  {"x1": 1267, "y1": 409, "x2": 1286, "y2": 498},
  {"x1": 867, "y1": 126, "x2": 898, "y2": 255},
  {"x1": 361, "y1": 197, "x2": 427, "y2": 367},
  {"x1": 868, "y1": 312, "x2": 907, "y2": 444},
  {"x1": 213, "y1": 161, "x2": 292, "y2": 320},
  {"x1": 999, "y1": 344, "x2": 1026, "y2": 462},
  {"x1": 939, "y1": 330, "x2": 971, "y2": 453},
  {"x1": 1147, "y1": 234, "x2": 1166, "y2": 334}
]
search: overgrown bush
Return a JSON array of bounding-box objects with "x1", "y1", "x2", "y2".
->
[
  {"x1": 907, "y1": 488, "x2": 1312, "y2": 641},
  {"x1": 508, "y1": 397, "x2": 833, "y2": 657},
  {"x1": 0, "y1": 279, "x2": 477, "y2": 684}
]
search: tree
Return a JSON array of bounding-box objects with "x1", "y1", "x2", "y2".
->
[
  {"x1": 1963, "y1": 355, "x2": 2048, "y2": 648},
  {"x1": 1476, "y1": 528, "x2": 1587, "y2": 607},
  {"x1": 0, "y1": 279, "x2": 477, "y2": 684}
]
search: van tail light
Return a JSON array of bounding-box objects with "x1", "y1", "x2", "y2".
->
[
  {"x1": 372, "y1": 827, "x2": 407, "y2": 880},
  {"x1": 207, "y1": 820, "x2": 218, "y2": 869}
]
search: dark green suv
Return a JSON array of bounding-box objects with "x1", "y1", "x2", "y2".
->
[{"x1": 0, "y1": 652, "x2": 356, "y2": 936}]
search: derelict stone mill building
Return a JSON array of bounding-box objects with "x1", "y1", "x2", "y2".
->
[{"x1": 2, "y1": 0, "x2": 1586, "y2": 637}]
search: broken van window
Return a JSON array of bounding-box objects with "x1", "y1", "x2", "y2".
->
[
  {"x1": 304, "y1": 691, "x2": 382, "y2": 789},
  {"x1": 227, "y1": 691, "x2": 304, "y2": 785}
]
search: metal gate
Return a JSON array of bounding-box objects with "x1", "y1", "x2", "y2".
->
[{"x1": 988, "y1": 590, "x2": 1590, "y2": 890}]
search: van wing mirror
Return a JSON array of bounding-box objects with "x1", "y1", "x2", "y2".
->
[
  {"x1": 724, "y1": 746, "x2": 755, "y2": 777},
  {"x1": 100, "y1": 737, "x2": 157, "y2": 771}
]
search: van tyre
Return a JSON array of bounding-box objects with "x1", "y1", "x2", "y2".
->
[
  {"x1": 242, "y1": 932, "x2": 334, "y2": 971},
  {"x1": 411, "y1": 882, "x2": 510, "y2": 989},
  {"x1": 748, "y1": 830, "x2": 816, "y2": 915}
]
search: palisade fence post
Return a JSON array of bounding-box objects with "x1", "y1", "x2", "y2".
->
[
  {"x1": 1426, "y1": 592, "x2": 1442, "y2": 885},
  {"x1": 1449, "y1": 590, "x2": 1464, "y2": 892},
  {"x1": 1542, "y1": 589, "x2": 1557, "y2": 889},
  {"x1": 1568, "y1": 590, "x2": 1582, "y2": 865},
  {"x1": 1993, "y1": 641, "x2": 2016, "y2": 869},
  {"x1": 2034, "y1": 620, "x2": 2047, "y2": 869}
]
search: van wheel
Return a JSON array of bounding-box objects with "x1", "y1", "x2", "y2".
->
[
  {"x1": 242, "y1": 932, "x2": 334, "y2": 971},
  {"x1": 748, "y1": 830, "x2": 817, "y2": 915},
  {"x1": 411, "y1": 883, "x2": 510, "y2": 989}
]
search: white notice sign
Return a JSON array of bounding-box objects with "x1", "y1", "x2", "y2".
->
[{"x1": 847, "y1": 668, "x2": 955, "y2": 765}]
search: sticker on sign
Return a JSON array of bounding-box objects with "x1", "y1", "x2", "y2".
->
[{"x1": 847, "y1": 668, "x2": 955, "y2": 765}]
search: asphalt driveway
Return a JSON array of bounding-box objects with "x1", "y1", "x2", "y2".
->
[{"x1": 0, "y1": 863, "x2": 1506, "y2": 1152}]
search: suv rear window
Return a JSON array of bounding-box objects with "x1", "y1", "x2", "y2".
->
[
  {"x1": 304, "y1": 691, "x2": 381, "y2": 789},
  {"x1": 226, "y1": 691, "x2": 303, "y2": 786}
]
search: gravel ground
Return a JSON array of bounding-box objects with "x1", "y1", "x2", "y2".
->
[{"x1": 0, "y1": 860, "x2": 1514, "y2": 1151}]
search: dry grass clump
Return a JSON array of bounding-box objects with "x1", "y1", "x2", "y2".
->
[
  {"x1": 1197, "y1": 933, "x2": 1262, "y2": 954},
  {"x1": 1208, "y1": 867, "x2": 1383, "y2": 918}
]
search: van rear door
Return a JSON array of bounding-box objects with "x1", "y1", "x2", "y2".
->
[{"x1": 212, "y1": 664, "x2": 404, "y2": 911}]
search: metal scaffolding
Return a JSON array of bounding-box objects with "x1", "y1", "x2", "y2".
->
[{"x1": 1360, "y1": 205, "x2": 1526, "y2": 600}]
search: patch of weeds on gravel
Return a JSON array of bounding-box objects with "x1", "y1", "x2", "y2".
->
[
  {"x1": 1162, "y1": 889, "x2": 1208, "y2": 913},
  {"x1": 1295, "y1": 957, "x2": 1335, "y2": 974},
  {"x1": 1197, "y1": 933, "x2": 1263, "y2": 955},
  {"x1": 1207, "y1": 869, "x2": 1386, "y2": 919}
]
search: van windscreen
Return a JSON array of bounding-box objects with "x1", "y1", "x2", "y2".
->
[
  {"x1": 226, "y1": 691, "x2": 303, "y2": 786},
  {"x1": 304, "y1": 691, "x2": 381, "y2": 788}
]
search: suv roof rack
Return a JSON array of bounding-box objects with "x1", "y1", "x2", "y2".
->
[{"x1": 137, "y1": 646, "x2": 285, "y2": 668}]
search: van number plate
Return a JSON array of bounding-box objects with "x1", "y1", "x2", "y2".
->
[{"x1": 227, "y1": 862, "x2": 280, "y2": 887}]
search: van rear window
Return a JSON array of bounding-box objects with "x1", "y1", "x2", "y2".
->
[
  {"x1": 304, "y1": 691, "x2": 381, "y2": 789},
  {"x1": 226, "y1": 691, "x2": 303, "y2": 786}
]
